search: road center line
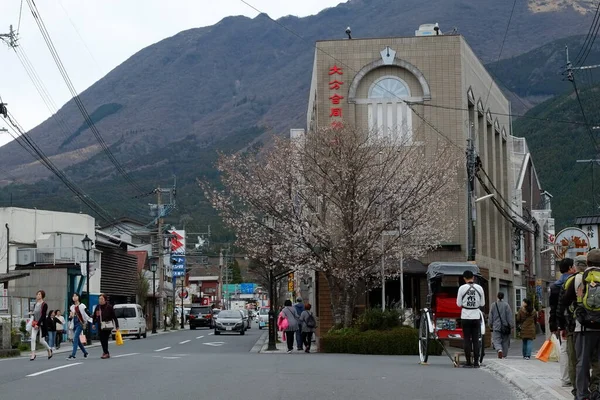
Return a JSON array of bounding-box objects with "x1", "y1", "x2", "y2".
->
[
  {"x1": 179, "y1": 340, "x2": 191, "y2": 344},
  {"x1": 208, "y1": 333, "x2": 214, "y2": 336},
  {"x1": 113, "y1": 353, "x2": 139, "y2": 358},
  {"x1": 27, "y1": 363, "x2": 82, "y2": 377},
  {"x1": 196, "y1": 336, "x2": 204, "y2": 339},
  {"x1": 154, "y1": 347, "x2": 171, "y2": 352}
]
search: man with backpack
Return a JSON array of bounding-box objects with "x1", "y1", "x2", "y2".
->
[
  {"x1": 560, "y1": 249, "x2": 600, "y2": 400},
  {"x1": 294, "y1": 298, "x2": 305, "y2": 351},
  {"x1": 489, "y1": 292, "x2": 513, "y2": 359},
  {"x1": 456, "y1": 270, "x2": 485, "y2": 368},
  {"x1": 552, "y1": 258, "x2": 577, "y2": 387}
]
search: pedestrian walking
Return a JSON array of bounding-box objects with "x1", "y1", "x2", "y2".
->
[
  {"x1": 46, "y1": 309, "x2": 57, "y2": 350},
  {"x1": 551, "y1": 258, "x2": 577, "y2": 387},
  {"x1": 489, "y1": 292, "x2": 513, "y2": 359},
  {"x1": 67, "y1": 293, "x2": 91, "y2": 360},
  {"x1": 560, "y1": 249, "x2": 600, "y2": 400},
  {"x1": 456, "y1": 270, "x2": 485, "y2": 368},
  {"x1": 559, "y1": 255, "x2": 600, "y2": 399},
  {"x1": 294, "y1": 298, "x2": 305, "y2": 351},
  {"x1": 29, "y1": 290, "x2": 53, "y2": 361},
  {"x1": 55, "y1": 310, "x2": 65, "y2": 349},
  {"x1": 93, "y1": 293, "x2": 119, "y2": 359},
  {"x1": 299, "y1": 303, "x2": 317, "y2": 353},
  {"x1": 278, "y1": 300, "x2": 300, "y2": 354},
  {"x1": 516, "y1": 298, "x2": 537, "y2": 360}
]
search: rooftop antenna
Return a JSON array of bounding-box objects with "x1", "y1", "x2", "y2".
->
[{"x1": 345, "y1": 27, "x2": 352, "y2": 39}]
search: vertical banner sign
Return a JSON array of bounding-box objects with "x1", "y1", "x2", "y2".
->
[
  {"x1": 0, "y1": 288, "x2": 7, "y2": 311},
  {"x1": 170, "y1": 230, "x2": 186, "y2": 278},
  {"x1": 328, "y1": 65, "x2": 344, "y2": 128},
  {"x1": 287, "y1": 273, "x2": 295, "y2": 293}
]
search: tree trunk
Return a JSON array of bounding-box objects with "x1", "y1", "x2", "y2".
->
[
  {"x1": 326, "y1": 274, "x2": 357, "y2": 328},
  {"x1": 343, "y1": 286, "x2": 357, "y2": 328}
]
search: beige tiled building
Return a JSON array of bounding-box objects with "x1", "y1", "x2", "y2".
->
[{"x1": 304, "y1": 33, "x2": 519, "y2": 333}]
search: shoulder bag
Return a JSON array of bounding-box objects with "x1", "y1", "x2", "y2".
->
[{"x1": 495, "y1": 302, "x2": 511, "y2": 336}]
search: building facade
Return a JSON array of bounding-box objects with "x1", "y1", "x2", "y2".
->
[{"x1": 303, "y1": 32, "x2": 523, "y2": 333}]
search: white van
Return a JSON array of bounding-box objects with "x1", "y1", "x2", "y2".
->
[{"x1": 111, "y1": 304, "x2": 147, "y2": 340}]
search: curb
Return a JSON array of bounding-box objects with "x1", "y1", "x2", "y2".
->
[
  {"x1": 484, "y1": 361, "x2": 569, "y2": 400},
  {"x1": 251, "y1": 331, "x2": 268, "y2": 353}
]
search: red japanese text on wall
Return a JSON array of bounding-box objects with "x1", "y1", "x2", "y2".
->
[{"x1": 328, "y1": 65, "x2": 344, "y2": 127}]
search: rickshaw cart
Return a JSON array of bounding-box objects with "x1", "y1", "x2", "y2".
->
[{"x1": 418, "y1": 262, "x2": 486, "y2": 367}]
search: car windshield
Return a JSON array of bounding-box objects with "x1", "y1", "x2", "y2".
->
[
  {"x1": 259, "y1": 308, "x2": 269, "y2": 315},
  {"x1": 218, "y1": 311, "x2": 241, "y2": 319},
  {"x1": 114, "y1": 307, "x2": 136, "y2": 318},
  {"x1": 191, "y1": 307, "x2": 211, "y2": 315}
]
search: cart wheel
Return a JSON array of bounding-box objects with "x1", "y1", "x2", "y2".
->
[{"x1": 419, "y1": 311, "x2": 430, "y2": 363}]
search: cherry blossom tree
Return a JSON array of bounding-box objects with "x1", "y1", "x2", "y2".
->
[{"x1": 202, "y1": 125, "x2": 460, "y2": 327}]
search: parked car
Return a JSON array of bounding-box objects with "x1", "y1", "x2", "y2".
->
[
  {"x1": 239, "y1": 309, "x2": 251, "y2": 329},
  {"x1": 112, "y1": 304, "x2": 147, "y2": 340},
  {"x1": 189, "y1": 306, "x2": 214, "y2": 330},
  {"x1": 214, "y1": 309, "x2": 246, "y2": 335},
  {"x1": 258, "y1": 307, "x2": 269, "y2": 330}
]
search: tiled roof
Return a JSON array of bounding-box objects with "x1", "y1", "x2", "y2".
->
[{"x1": 575, "y1": 215, "x2": 600, "y2": 225}]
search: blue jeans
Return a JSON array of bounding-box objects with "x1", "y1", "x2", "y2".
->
[
  {"x1": 522, "y1": 339, "x2": 533, "y2": 357},
  {"x1": 295, "y1": 329, "x2": 303, "y2": 350},
  {"x1": 48, "y1": 331, "x2": 56, "y2": 348},
  {"x1": 71, "y1": 324, "x2": 88, "y2": 357}
]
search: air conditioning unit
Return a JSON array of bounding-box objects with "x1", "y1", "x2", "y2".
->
[{"x1": 17, "y1": 249, "x2": 36, "y2": 265}]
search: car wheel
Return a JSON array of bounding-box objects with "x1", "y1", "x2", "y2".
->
[
  {"x1": 214, "y1": 330, "x2": 220, "y2": 335},
  {"x1": 137, "y1": 332, "x2": 141, "y2": 339},
  {"x1": 190, "y1": 326, "x2": 196, "y2": 330},
  {"x1": 259, "y1": 326, "x2": 262, "y2": 330},
  {"x1": 240, "y1": 329, "x2": 245, "y2": 335},
  {"x1": 142, "y1": 330, "x2": 147, "y2": 339}
]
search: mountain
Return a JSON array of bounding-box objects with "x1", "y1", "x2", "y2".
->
[
  {"x1": 0, "y1": 0, "x2": 596, "y2": 235},
  {"x1": 486, "y1": 35, "x2": 600, "y2": 107},
  {"x1": 513, "y1": 83, "x2": 600, "y2": 229}
]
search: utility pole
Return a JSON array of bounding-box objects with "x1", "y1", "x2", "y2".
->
[
  {"x1": 156, "y1": 187, "x2": 165, "y2": 329},
  {"x1": 218, "y1": 249, "x2": 223, "y2": 308},
  {"x1": 466, "y1": 122, "x2": 477, "y2": 261},
  {"x1": 576, "y1": 159, "x2": 600, "y2": 212},
  {"x1": 0, "y1": 25, "x2": 18, "y2": 48}
]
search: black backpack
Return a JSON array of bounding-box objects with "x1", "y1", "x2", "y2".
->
[{"x1": 306, "y1": 312, "x2": 316, "y2": 328}]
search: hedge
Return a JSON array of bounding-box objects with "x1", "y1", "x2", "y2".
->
[{"x1": 320, "y1": 326, "x2": 443, "y2": 356}]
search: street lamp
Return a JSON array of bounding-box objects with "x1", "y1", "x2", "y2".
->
[
  {"x1": 151, "y1": 262, "x2": 157, "y2": 334},
  {"x1": 81, "y1": 234, "x2": 94, "y2": 345}
]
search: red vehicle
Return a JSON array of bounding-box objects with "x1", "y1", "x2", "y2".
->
[{"x1": 418, "y1": 262, "x2": 487, "y2": 367}]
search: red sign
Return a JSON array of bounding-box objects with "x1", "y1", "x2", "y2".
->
[
  {"x1": 201, "y1": 297, "x2": 210, "y2": 305},
  {"x1": 328, "y1": 65, "x2": 344, "y2": 127}
]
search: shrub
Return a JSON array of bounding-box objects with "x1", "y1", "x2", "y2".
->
[
  {"x1": 321, "y1": 326, "x2": 443, "y2": 356},
  {"x1": 18, "y1": 343, "x2": 30, "y2": 352},
  {"x1": 354, "y1": 308, "x2": 400, "y2": 331}
]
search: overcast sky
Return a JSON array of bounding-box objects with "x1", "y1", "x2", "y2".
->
[{"x1": 0, "y1": 0, "x2": 343, "y2": 147}]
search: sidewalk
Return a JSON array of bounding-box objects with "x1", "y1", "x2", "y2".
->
[
  {"x1": 257, "y1": 332, "x2": 318, "y2": 354},
  {"x1": 484, "y1": 334, "x2": 572, "y2": 400}
]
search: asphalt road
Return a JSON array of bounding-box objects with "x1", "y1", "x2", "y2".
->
[{"x1": 0, "y1": 320, "x2": 525, "y2": 400}]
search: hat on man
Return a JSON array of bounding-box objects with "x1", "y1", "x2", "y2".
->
[
  {"x1": 575, "y1": 255, "x2": 588, "y2": 267},
  {"x1": 296, "y1": 297, "x2": 303, "y2": 303},
  {"x1": 587, "y1": 249, "x2": 600, "y2": 266}
]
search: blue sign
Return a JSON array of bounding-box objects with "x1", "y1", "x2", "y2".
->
[
  {"x1": 240, "y1": 283, "x2": 255, "y2": 294},
  {"x1": 171, "y1": 254, "x2": 185, "y2": 278}
]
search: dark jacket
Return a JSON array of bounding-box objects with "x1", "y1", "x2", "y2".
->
[
  {"x1": 46, "y1": 315, "x2": 57, "y2": 332},
  {"x1": 517, "y1": 308, "x2": 537, "y2": 340},
  {"x1": 35, "y1": 302, "x2": 49, "y2": 337},
  {"x1": 549, "y1": 273, "x2": 573, "y2": 332},
  {"x1": 93, "y1": 303, "x2": 119, "y2": 329}
]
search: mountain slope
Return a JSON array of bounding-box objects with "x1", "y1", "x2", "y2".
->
[{"x1": 513, "y1": 84, "x2": 600, "y2": 228}]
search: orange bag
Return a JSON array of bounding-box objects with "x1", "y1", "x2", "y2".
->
[{"x1": 535, "y1": 339, "x2": 553, "y2": 362}]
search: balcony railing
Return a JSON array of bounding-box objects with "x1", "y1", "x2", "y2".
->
[{"x1": 17, "y1": 247, "x2": 93, "y2": 266}]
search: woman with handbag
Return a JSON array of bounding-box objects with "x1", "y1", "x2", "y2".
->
[
  {"x1": 516, "y1": 298, "x2": 537, "y2": 360},
  {"x1": 67, "y1": 292, "x2": 91, "y2": 360},
  {"x1": 93, "y1": 293, "x2": 119, "y2": 359},
  {"x1": 30, "y1": 290, "x2": 53, "y2": 361},
  {"x1": 278, "y1": 300, "x2": 300, "y2": 354}
]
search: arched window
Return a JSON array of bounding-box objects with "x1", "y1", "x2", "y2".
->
[{"x1": 367, "y1": 76, "x2": 413, "y2": 143}]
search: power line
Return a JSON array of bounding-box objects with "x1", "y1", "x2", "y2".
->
[
  {"x1": 574, "y1": 3, "x2": 600, "y2": 67},
  {"x1": 24, "y1": 0, "x2": 146, "y2": 195},
  {"x1": 483, "y1": 0, "x2": 517, "y2": 109}
]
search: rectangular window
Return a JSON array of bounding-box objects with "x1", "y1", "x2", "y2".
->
[{"x1": 514, "y1": 287, "x2": 526, "y2": 309}]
